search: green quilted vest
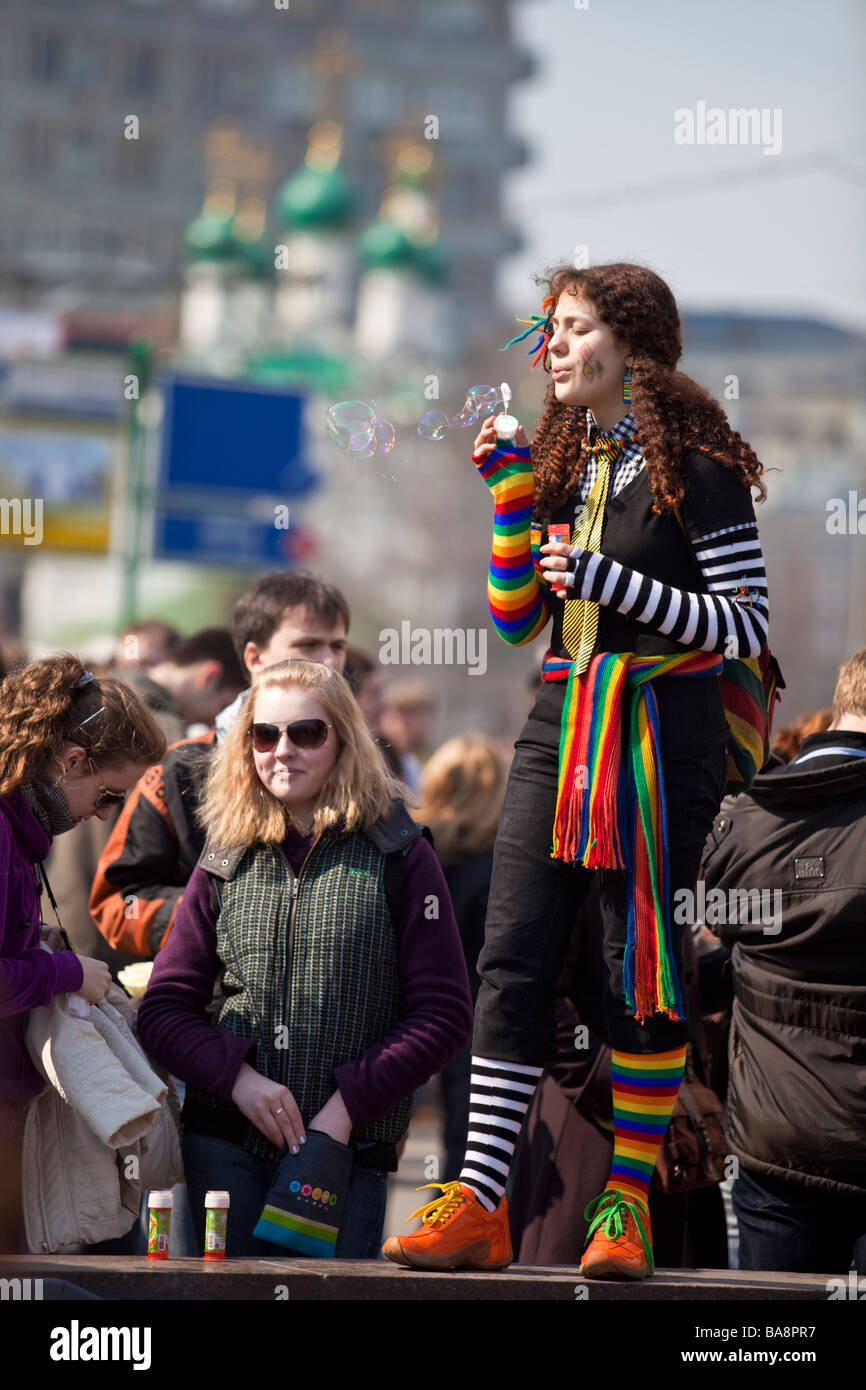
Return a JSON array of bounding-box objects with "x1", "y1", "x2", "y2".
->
[{"x1": 186, "y1": 825, "x2": 414, "y2": 1161}]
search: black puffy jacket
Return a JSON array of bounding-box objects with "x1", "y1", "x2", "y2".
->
[{"x1": 699, "y1": 729, "x2": 866, "y2": 1197}]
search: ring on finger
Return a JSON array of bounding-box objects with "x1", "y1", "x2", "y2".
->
[{"x1": 272, "y1": 1107, "x2": 284, "y2": 1116}]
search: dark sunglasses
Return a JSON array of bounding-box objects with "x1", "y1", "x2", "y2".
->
[
  {"x1": 87, "y1": 756, "x2": 127, "y2": 809},
  {"x1": 250, "y1": 719, "x2": 333, "y2": 753}
]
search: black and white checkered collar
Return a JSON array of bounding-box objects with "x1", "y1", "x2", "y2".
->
[{"x1": 586, "y1": 409, "x2": 637, "y2": 443}]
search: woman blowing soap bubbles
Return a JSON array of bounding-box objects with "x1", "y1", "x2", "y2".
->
[{"x1": 381, "y1": 261, "x2": 778, "y2": 1279}]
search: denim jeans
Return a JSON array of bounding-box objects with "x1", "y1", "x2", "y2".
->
[
  {"x1": 732, "y1": 1168, "x2": 866, "y2": 1275},
  {"x1": 182, "y1": 1128, "x2": 388, "y2": 1259},
  {"x1": 474, "y1": 672, "x2": 730, "y2": 1060}
]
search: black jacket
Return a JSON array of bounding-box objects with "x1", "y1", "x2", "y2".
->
[{"x1": 699, "y1": 729, "x2": 866, "y2": 1196}]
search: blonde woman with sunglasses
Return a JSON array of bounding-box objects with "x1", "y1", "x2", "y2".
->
[{"x1": 138, "y1": 659, "x2": 473, "y2": 1258}]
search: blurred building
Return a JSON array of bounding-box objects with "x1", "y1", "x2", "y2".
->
[
  {"x1": 682, "y1": 312, "x2": 866, "y2": 718},
  {"x1": 0, "y1": 0, "x2": 532, "y2": 355}
]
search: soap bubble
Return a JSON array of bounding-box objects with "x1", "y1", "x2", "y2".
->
[
  {"x1": 326, "y1": 401, "x2": 396, "y2": 457},
  {"x1": 417, "y1": 410, "x2": 449, "y2": 440},
  {"x1": 326, "y1": 401, "x2": 376, "y2": 453},
  {"x1": 420, "y1": 386, "x2": 503, "y2": 439},
  {"x1": 449, "y1": 385, "x2": 501, "y2": 428},
  {"x1": 375, "y1": 419, "x2": 395, "y2": 454}
]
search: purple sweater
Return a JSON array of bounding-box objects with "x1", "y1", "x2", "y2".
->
[
  {"x1": 137, "y1": 826, "x2": 475, "y2": 1133},
  {"x1": 0, "y1": 789, "x2": 85, "y2": 1137}
]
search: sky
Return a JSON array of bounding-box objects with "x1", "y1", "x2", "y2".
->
[{"x1": 502, "y1": 0, "x2": 866, "y2": 332}]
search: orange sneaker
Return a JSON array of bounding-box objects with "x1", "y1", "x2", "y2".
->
[
  {"x1": 382, "y1": 1180, "x2": 512, "y2": 1271},
  {"x1": 579, "y1": 1189, "x2": 654, "y2": 1280}
]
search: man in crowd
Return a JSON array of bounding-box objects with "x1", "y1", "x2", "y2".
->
[{"x1": 700, "y1": 646, "x2": 866, "y2": 1275}]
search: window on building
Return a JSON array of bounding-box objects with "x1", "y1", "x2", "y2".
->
[
  {"x1": 441, "y1": 180, "x2": 474, "y2": 215},
  {"x1": 419, "y1": 0, "x2": 485, "y2": 33},
  {"x1": 197, "y1": 51, "x2": 256, "y2": 107},
  {"x1": 114, "y1": 132, "x2": 161, "y2": 182},
  {"x1": 425, "y1": 81, "x2": 486, "y2": 136},
  {"x1": 269, "y1": 65, "x2": 316, "y2": 118},
  {"x1": 28, "y1": 28, "x2": 65, "y2": 81},
  {"x1": 67, "y1": 40, "x2": 102, "y2": 86},
  {"x1": 17, "y1": 121, "x2": 57, "y2": 177},
  {"x1": 348, "y1": 74, "x2": 404, "y2": 128},
  {"x1": 125, "y1": 44, "x2": 161, "y2": 96},
  {"x1": 197, "y1": 0, "x2": 255, "y2": 11}
]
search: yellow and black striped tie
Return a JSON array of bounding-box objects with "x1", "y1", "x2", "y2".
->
[{"x1": 560, "y1": 437, "x2": 627, "y2": 671}]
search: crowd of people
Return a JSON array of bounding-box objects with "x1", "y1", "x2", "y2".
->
[
  {"x1": 1, "y1": 260, "x2": 864, "y2": 1284},
  {"x1": 0, "y1": 564, "x2": 862, "y2": 1275}
]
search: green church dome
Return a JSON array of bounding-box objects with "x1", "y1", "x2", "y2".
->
[{"x1": 183, "y1": 207, "x2": 241, "y2": 263}]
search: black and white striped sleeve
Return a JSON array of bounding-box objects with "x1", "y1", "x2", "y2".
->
[{"x1": 559, "y1": 454, "x2": 770, "y2": 659}]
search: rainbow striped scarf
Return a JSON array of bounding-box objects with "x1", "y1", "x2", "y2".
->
[{"x1": 545, "y1": 648, "x2": 723, "y2": 1023}]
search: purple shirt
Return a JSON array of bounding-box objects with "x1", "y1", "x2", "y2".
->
[
  {"x1": 0, "y1": 789, "x2": 85, "y2": 1136},
  {"x1": 137, "y1": 826, "x2": 474, "y2": 1133}
]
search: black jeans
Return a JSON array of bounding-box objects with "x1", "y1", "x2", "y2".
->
[
  {"x1": 732, "y1": 1168, "x2": 866, "y2": 1275},
  {"x1": 474, "y1": 672, "x2": 730, "y2": 1061}
]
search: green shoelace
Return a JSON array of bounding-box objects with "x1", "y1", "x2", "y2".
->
[{"x1": 583, "y1": 1188, "x2": 654, "y2": 1274}]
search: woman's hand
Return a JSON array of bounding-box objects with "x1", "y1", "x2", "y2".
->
[
  {"x1": 540, "y1": 538, "x2": 582, "y2": 593},
  {"x1": 230, "y1": 1061, "x2": 307, "y2": 1152},
  {"x1": 471, "y1": 415, "x2": 529, "y2": 460},
  {"x1": 308, "y1": 1090, "x2": 353, "y2": 1146},
  {"x1": 76, "y1": 955, "x2": 112, "y2": 1003}
]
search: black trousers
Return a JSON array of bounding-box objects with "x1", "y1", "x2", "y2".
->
[{"x1": 473, "y1": 672, "x2": 730, "y2": 1061}]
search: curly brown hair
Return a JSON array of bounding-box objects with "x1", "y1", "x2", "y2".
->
[
  {"x1": 528, "y1": 262, "x2": 769, "y2": 519},
  {"x1": 0, "y1": 652, "x2": 168, "y2": 797}
]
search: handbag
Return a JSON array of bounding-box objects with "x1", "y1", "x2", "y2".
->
[
  {"x1": 254, "y1": 1127, "x2": 353, "y2": 1257},
  {"x1": 651, "y1": 1045, "x2": 729, "y2": 1194}
]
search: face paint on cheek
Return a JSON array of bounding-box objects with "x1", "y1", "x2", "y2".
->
[{"x1": 579, "y1": 343, "x2": 604, "y2": 379}]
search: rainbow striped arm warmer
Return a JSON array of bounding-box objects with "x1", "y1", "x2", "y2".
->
[{"x1": 474, "y1": 442, "x2": 552, "y2": 646}]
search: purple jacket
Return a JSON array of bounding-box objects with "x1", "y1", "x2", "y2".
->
[
  {"x1": 137, "y1": 826, "x2": 475, "y2": 1133},
  {"x1": 0, "y1": 789, "x2": 85, "y2": 1137}
]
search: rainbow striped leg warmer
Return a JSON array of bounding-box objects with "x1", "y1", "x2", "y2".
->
[{"x1": 606, "y1": 1045, "x2": 687, "y2": 1213}]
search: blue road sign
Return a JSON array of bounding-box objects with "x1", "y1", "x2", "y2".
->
[
  {"x1": 153, "y1": 512, "x2": 316, "y2": 569},
  {"x1": 156, "y1": 375, "x2": 317, "y2": 497},
  {"x1": 151, "y1": 375, "x2": 318, "y2": 567}
]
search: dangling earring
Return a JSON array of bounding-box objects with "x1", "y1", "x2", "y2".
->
[{"x1": 622, "y1": 368, "x2": 632, "y2": 405}]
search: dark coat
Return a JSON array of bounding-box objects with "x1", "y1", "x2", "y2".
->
[{"x1": 699, "y1": 729, "x2": 866, "y2": 1197}]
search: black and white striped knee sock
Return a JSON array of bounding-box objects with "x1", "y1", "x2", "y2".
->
[{"x1": 459, "y1": 1056, "x2": 544, "y2": 1212}]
